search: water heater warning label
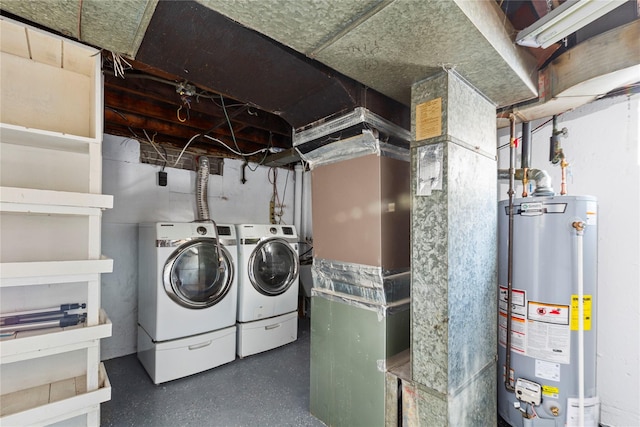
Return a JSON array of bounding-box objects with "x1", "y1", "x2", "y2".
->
[
  {"x1": 499, "y1": 312, "x2": 526, "y2": 353},
  {"x1": 499, "y1": 286, "x2": 526, "y2": 316},
  {"x1": 527, "y1": 301, "x2": 571, "y2": 364},
  {"x1": 498, "y1": 286, "x2": 527, "y2": 352},
  {"x1": 527, "y1": 302, "x2": 569, "y2": 325},
  {"x1": 541, "y1": 385, "x2": 559, "y2": 399},
  {"x1": 570, "y1": 295, "x2": 592, "y2": 331}
]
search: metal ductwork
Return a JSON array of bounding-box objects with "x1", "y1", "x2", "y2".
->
[
  {"x1": 136, "y1": 1, "x2": 410, "y2": 131},
  {"x1": 292, "y1": 107, "x2": 411, "y2": 169},
  {"x1": 196, "y1": 156, "x2": 210, "y2": 221}
]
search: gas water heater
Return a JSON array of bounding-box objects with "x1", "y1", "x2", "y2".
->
[{"x1": 497, "y1": 195, "x2": 598, "y2": 427}]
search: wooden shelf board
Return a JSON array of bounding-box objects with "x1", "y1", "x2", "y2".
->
[
  {"x1": 0, "y1": 187, "x2": 113, "y2": 210},
  {"x1": 0, "y1": 310, "x2": 112, "y2": 365},
  {"x1": 0, "y1": 363, "x2": 111, "y2": 425},
  {"x1": 0, "y1": 258, "x2": 113, "y2": 281},
  {"x1": 0, "y1": 123, "x2": 98, "y2": 153}
]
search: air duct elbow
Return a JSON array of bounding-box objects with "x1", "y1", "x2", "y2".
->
[{"x1": 528, "y1": 168, "x2": 554, "y2": 197}]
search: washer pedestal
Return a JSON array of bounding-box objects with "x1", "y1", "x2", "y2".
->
[
  {"x1": 236, "y1": 311, "x2": 298, "y2": 358},
  {"x1": 137, "y1": 325, "x2": 236, "y2": 384}
]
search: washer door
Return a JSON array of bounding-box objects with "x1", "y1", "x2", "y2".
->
[
  {"x1": 248, "y1": 238, "x2": 298, "y2": 296},
  {"x1": 163, "y1": 239, "x2": 234, "y2": 309}
]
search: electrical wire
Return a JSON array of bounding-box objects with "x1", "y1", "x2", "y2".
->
[
  {"x1": 105, "y1": 106, "x2": 139, "y2": 139},
  {"x1": 172, "y1": 133, "x2": 202, "y2": 167},
  {"x1": 246, "y1": 132, "x2": 273, "y2": 172},
  {"x1": 220, "y1": 95, "x2": 243, "y2": 156},
  {"x1": 108, "y1": 108, "x2": 272, "y2": 169},
  {"x1": 103, "y1": 63, "x2": 276, "y2": 168},
  {"x1": 269, "y1": 168, "x2": 282, "y2": 224},
  {"x1": 247, "y1": 148, "x2": 271, "y2": 172},
  {"x1": 103, "y1": 68, "x2": 175, "y2": 86},
  {"x1": 142, "y1": 130, "x2": 168, "y2": 171},
  {"x1": 206, "y1": 97, "x2": 248, "y2": 109},
  {"x1": 203, "y1": 135, "x2": 270, "y2": 157},
  {"x1": 298, "y1": 245, "x2": 313, "y2": 259},
  {"x1": 109, "y1": 52, "x2": 132, "y2": 78},
  {"x1": 106, "y1": 106, "x2": 177, "y2": 169},
  {"x1": 268, "y1": 167, "x2": 291, "y2": 224},
  {"x1": 531, "y1": 116, "x2": 555, "y2": 133},
  {"x1": 218, "y1": 94, "x2": 271, "y2": 171},
  {"x1": 159, "y1": 144, "x2": 168, "y2": 171},
  {"x1": 294, "y1": 146, "x2": 310, "y2": 171},
  {"x1": 105, "y1": 92, "x2": 274, "y2": 169},
  {"x1": 279, "y1": 168, "x2": 290, "y2": 224}
]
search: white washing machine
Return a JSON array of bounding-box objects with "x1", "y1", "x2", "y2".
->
[
  {"x1": 235, "y1": 224, "x2": 299, "y2": 357},
  {"x1": 137, "y1": 222, "x2": 238, "y2": 383}
]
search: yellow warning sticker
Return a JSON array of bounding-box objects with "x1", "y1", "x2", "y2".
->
[
  {"x1": 542, "y1": 385, "x2": 559, "y2": 398},
  {"x1": 570, "y1": 295, "x2": 592, "y2": 331},
  {"x1": 415, "y1": 98, "x2": 442, "y2": 141}
]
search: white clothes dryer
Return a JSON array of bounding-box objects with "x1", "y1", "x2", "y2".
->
[
  {"x1": 235, "y1": 224, "x2": 299, "y2": 357},
  {"x1": 137, "y1": 222, "x2": 238, "y2": 383}
]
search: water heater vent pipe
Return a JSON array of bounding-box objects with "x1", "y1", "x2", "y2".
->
[
  {"x1": 529, "y1": 169, "x2": 554, "y2": 196},
  {"x1": 497, "y1": 168, "x2": 555, "y2": 197},
  {"x1": 521, "y1": 122, "x2": 531, "y2": 197}
]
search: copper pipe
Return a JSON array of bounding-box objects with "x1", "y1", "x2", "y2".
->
[{"x1": 560, "y1": 157, "x2": 568, "y2": 195}]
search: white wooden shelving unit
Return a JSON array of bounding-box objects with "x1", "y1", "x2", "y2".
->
[{"x1": 0, "y1": 17, "x2": 113, "y2": 426}]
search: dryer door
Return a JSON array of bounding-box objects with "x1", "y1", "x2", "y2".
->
[
  {"x1": 248, "y1": 238, "x2": 299, "y2": 296},
  {"x1": 163, "y1": 239, "x2": 234, "y2": 309}
]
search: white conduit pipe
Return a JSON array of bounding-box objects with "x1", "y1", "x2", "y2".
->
[
  {"x1": 573, "y1": 220, "x2": 586, "y2": 427},
  {"x1": 294, "y1": 164, "x2": 303, "y2": 236}
]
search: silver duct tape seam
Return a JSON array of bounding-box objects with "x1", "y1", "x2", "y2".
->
[
  {"x1": 299, "y1": 135, "x2": 410, "y2": 169},
  {"x1": 312, "y1": 259, "x2": 411, "y2": 305},
  {"x1": 313, "y1": 259, "x2": 409, "y2": 288},
  {"x1": 311, "y1": 287, "x2": 410, "y2": 321},
  {"x1": 293, "y1": 107, "x2": 410, "y2": 147}
]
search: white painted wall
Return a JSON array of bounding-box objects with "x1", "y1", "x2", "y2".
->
[
  {"x1": 100, "y1": 134, "x2": 295, "y2": 360},
  {"x1": 497, "y1": 94, "x2": 640, "y2": 427}
]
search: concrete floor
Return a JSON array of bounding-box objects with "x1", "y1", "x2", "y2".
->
[{"x1": 101, "y1": 318, "x2": 324, "y2": 427}]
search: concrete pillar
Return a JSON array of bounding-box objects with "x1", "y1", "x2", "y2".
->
[{"x1": 407, "y1": 70, "x2": 498, "y2": 425}]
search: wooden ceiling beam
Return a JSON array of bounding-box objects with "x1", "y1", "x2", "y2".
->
[
  {"x1": 104, "y1": 73, "x2": 292, "y2": 136},
  {"x1": 104, "y1": 91, "x2": 290, "y2": 147},
  {"x1": 104, "y1": 108, "x2": 277, "y2": 154},
  {"x1": 105, "y1": 123, "x2": 273, "y2": 164}
]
